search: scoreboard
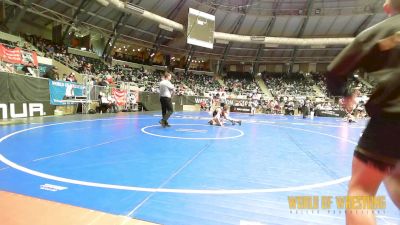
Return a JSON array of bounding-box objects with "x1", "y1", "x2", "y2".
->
[{"x1": 187, "y1": 8, "x2": 215, "y2": 49}]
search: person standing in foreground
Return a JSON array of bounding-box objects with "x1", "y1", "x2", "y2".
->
[
  {"x1": 159, "y1": 71, "x2": 175, "y2": 127},
  {"x1": 325, "y1": 1, "x2": 400, "y2": 224}
]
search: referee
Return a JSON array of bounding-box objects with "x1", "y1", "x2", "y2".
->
[{"x1": 159, "y1": 71, "x2": 175, "y2": 127}]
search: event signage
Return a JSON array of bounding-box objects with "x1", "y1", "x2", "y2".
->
[
  {"x1": 230, "y1": 106, "x2": 251, "y2": 113},
  {"x1": 0, "y1": 103, "x2": 47, "y2": 119},
  {"x1": 193, "y1": 97, "x2": 252, "y2": 107},
  {"x1": 315, "y1": 109, "x2": 346, "y2": 118},
  {"x1": 49, "y1": 80, "x2": 85, "y2": 105},
  {"x1": 0, "y1": 72, "x2": 55, "y2": 119},
  {"x1": 112, "y1": 88, "x2": 127, "y2": 106},
  {"x1": 0, "y1": 44, "x2": 39, "y2": 66}
]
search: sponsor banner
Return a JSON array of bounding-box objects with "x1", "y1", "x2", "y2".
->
[
  {"x1": 49, "y1": 80, "x2": 85, "y2": 105},
  {"x1": 112, "y1": 88, "x2": 127, "y2": 106},
  {"x1": 139, "y1": 93, "x2": 254, "y2": 112},
  {"x1": 8, "y1": 73, "x2": 50, "y2": 102},
  {"x1": 0, "y1": 102, "x2": 55, "y2": 119},
  {"x1": 315, "y1": 109, "x2": 346, "y2": 118},
  {"x1": 137, "y1": 92, "x2": 347, "y2": 118},
  {"x1": 187, "y1": 96, "x2": 210, "y2": 106},
  {"x1": 0, "y1": 74, "x2": 8, "y2": 102},
  {"x1": 231, "y1": 106, "x2": 251, "y2": 113},
  {"x1": 0, "y1": 44, "x2": 39, "y2": 66},
  {"x1": 227, "y1": 98, "x2": 252, "y2": 107},
  {"x1": 0, "y1": 72, "x2": 55, "y2": 119},
  {"x1": 191, "y1": 96, "x2": 252, "y2": 107}
]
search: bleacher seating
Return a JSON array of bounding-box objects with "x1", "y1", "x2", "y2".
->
[{"x1": 223, "y1": 72, "x2": 261, "y2": 98}]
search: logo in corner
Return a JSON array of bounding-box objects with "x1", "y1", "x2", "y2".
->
[{"x1": 40, "y1": 184, "x2": 68, "y2": 192}]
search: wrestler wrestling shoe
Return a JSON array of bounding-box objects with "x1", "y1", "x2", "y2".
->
[{"x1": 159, "y1": 120, "x2": 166, "y2": 128}]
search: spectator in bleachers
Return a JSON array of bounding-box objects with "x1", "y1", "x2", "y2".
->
[
  {"x1": 43, "y1": 66, "x2": 59, "y2": 80},
  {"x1": 0, "y1": 62, "x2": 15, "y2": 73},
  {"x1": 223, "y1": 72, "x2": 260, "y2": 98},
  {"x1": 65, "y1": 73, "x2": 77, "y2": 82},
  {"x1": 177, "y1": 72, "x2": 222, "y2": 96},
  {"x1": 6, "y1": 32, "x2": 375, "y2": 120},
  {"x1": 21, "y1": 62, "x2": 37, "y2": 77},
  {"x1": 263, "y1": 72, "x2": 315, "y2": 98}
]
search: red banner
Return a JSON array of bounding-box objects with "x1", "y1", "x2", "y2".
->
[
  {"x1": 112, "y1": 88, "x2": 127, "y2": 106},
  {"x1": 0, "y1": 44, "x2": 38, "y2": 67}
]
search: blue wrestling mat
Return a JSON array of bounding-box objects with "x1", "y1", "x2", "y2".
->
[{"x1": 0, "y1": 112, "x2": 399, "y2": 225}]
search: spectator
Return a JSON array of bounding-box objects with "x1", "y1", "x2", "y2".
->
[{"x1": 43, "y1": 66, "x2": 59, "y2": 80}]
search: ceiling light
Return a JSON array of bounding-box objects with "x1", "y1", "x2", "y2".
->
[
  {"x1": 216, "y1": 39, "x2": 229, "y2": 44},
  {"x1": 125, "y1": 2, "x2": 145, "y2": 14},
  {"x1": 159, "y1": 24, "x2": 173, "y2": 32},
  {"x1": 250, "y1": 36, "x2": 265, "y2": 42}
]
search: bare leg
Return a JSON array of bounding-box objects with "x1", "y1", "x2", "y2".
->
[
  {"x1": 215, "y1": 117, "x2": 223, "y2": 126},
  {"x1": 384, "y1": 163, "x2": 400, "y2": 208},
  {"x1": 209, "y1": 117, "x2": 223, "y2": 126},
  {"x1": 347, "y1": 155, "x2": 386, "y2": 225},
  {"x1": 225, "y1": 116, "x2": 239, "y2": 124}
]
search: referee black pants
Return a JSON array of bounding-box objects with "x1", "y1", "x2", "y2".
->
[{"x1": 160, "y1": 97, "x2": 173, "y2": 122}]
